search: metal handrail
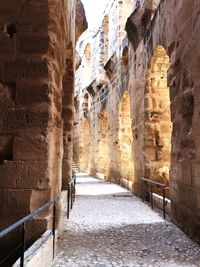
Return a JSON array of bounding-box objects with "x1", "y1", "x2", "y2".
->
[
  {"x1": 0, "y1": 197, "x2": 59, "y2": 240},
  {"x1": 67, "y1": 174, "x2": 76, "y2": 219},
  {"x1": 140, "y1": 177, "x2": 166, "y2": 188},
  {"x1": 140, "y1": 177, "x2": 169, "y2": 219},
  {"x1": 0, "y1": 172, "x2": 77, "y2": 267}
]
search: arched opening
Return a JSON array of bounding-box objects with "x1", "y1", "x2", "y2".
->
[
  {"x1": 97, "y1": 110, "x2": 109, "y2": 178},
  {"x1": 118, "y1": 91, "x2": 134, "y2": 189},
  {"x1": 144, "y1": 45, "x2": 172, "y2": 194}
]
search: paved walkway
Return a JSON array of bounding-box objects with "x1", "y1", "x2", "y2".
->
[{"x1": 52, "y1": 174, "x2": 200, "y2": 267}]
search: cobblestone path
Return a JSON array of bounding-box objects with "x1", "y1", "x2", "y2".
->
[{"x1": 52, "y1": 174, "x2": 200, "y2": 267}]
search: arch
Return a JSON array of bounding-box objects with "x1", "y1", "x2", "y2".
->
[{"x1": 144, "y1": 45, "x2": 172, "y2": 189}]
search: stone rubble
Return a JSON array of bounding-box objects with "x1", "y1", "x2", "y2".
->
[{"x1": 51, "y1": 174, "x2": 200, "y2": 267}]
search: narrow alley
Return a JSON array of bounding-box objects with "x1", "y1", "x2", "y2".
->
[
  {"x1": 1, "y1": 1, "x2": 200, "y2": 267},
  {"x1": 52, "y1": 174, "x2": 200, "y2": 267}
]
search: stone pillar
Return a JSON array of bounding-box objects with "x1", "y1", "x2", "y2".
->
[
  {"x1": 62, "y1": 45, "x2": 75, "y2": 189},
  {"x1": 0, "y1": 0, "x2": 69, "y2": 259}
]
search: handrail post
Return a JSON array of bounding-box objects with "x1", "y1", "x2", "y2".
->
[
  {"x1": 0, "y1": 196, "x2": 60, "y2": 265},
  {"x1": 150, "y1": 185, "x2": 153, "y2": 210},
  {"x1": 20, "y1": 222, "x2": 26, "y2": 267},
  {"x1": 141, "y1": 177, "x2": 168, "y2": 220},
  {"x1": 67, "y1": 184, "x2": 70, "y2": 219},
  {"x1": 141, "y1": 179, "x2": 144, "y2": 202},
  {"x1": 163, "y1": 188, "x2": 166, "y2": 219},
  {"x1": 52, "y1": 202, "x2": 56, "y2": 259},
  {"x1": 74, "y1": 178, "x2": 76, "y2": 202},
  {"x1": 71, "y1": 183, "x2": 73, "y2": 210}
]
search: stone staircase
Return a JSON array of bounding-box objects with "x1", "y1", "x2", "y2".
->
[{"x1": 72, "y1": 160, "x2": 79, "y2": 172}]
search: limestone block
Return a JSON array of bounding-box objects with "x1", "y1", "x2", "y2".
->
[
  {"x1": 191, "y1": 163, "x2": 200, "y2": 189},
  {"x1": 62, "y1": 107, "x2": 73, "y2": 124},
  {"x1": 0, "y1": 1, "x2": 21, "y2": 23},
  {"x1": 0, "y1": 33, "x2": 16, "y2": 55},
  {"x1": 181, "y1": 162, "x2": 192, "y2": 186},
  {"x1": 169, "y1": 182, "x2": 180, "y2": 205},
  {"x1": 17, "y1": 18, "x2": 49, "y2": 34},
  {"x1": 13, "y1": 135, "x2": 49, "y2": 160},
  {"x1": 0, "y1": 190, "x2": 7, "y2": 216},
  {"x1": 0, "y1": 59, "x2": 49, "y2": 82},
  {"x1": 0, "y1": 161, "x2": 50, "y2": 189},
  {"x1": 7, "y1": 110, "x2": 50, "y2": 129},
  {"x1": 16, "y1": 81, "x2": 52, "y2": 107},
  {"x1": 30, "y1": 189, "x2": 51, "y2": 218},
  {"x1": 7, "y1": 189, "x2": 32, "y2": 218},
  {"x1": 179, "y1": 185, "x2": 198, "y2": 211},
  {"x1": 17, "y1": 34, "x2": 50, "y2": 55}
]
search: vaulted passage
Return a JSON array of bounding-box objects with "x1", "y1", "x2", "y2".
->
[
  {"x1": 0, "y1": 0, "x2": 200, "y2": 266},
  {"x1": 144, "y1": 46, "x2": 172, "y2": 199}
]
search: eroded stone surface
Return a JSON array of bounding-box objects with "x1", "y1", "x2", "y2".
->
[{"x1": 52, "y1": 174, "x2": 200, "y2": 267}]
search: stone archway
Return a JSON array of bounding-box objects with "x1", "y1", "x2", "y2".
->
[{"x1": 144, "y1": 45, "x2": 172, "y2": 189}]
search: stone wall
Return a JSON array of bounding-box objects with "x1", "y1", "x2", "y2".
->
[
  {"x1": 0, "y1": 0, "x2": 87, "y2": 262},
  {"x1": 127, "y1": 0, "x2": 200, "y2": 243},
  {"x1": 75, "y1": 0, "x2": 200, "y2": 243}
]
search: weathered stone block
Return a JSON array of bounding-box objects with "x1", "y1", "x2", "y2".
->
[
  {"x1": 17, "y1": 34, "x2": 50, "y2": 55},
  {"x1": 13, "y1": 135, "x2": 49, "y2": 160},
  {"x1": 16, "y1": 81, "x2": 52, "y2": 107},
  {"x1": 6, "y1": 110, "x2": 50, "y2": 129},
  {"x1": 7, "y1": 189, "x2": 32, "y2": 219},
  {"x1": 179, "y1": 185, "x2": 198, "y2": 211},
  {"x1": 0, "y1": 33, "x2": 16, "y2": 55},
  {"x1": 0, "y1": 161, "x2": 50, "y2": 189},
  {"x1": 191, "y1": 163, "x2": 200, "y2": 189},
  {"x1": 30, "y1": 189, "x2": 51, "y2": 217},
  {"x1": 0, "y1": 59, "x2": 50, "y2": 82},
  {"x1": 0, "y1": 190, "x2": 7, "y2": 217}
]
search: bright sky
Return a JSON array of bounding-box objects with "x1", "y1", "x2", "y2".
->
[{"x1": 81, "y1": 0, "x2": 109, "y2": 27}]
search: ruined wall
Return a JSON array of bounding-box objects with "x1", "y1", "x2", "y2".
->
[
  {"x1": 0, "y1": 0, "x2": 87, "y2": 261},
  {"x1": 127, "y1": 0, "x2": 200, "y2": 243}
]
